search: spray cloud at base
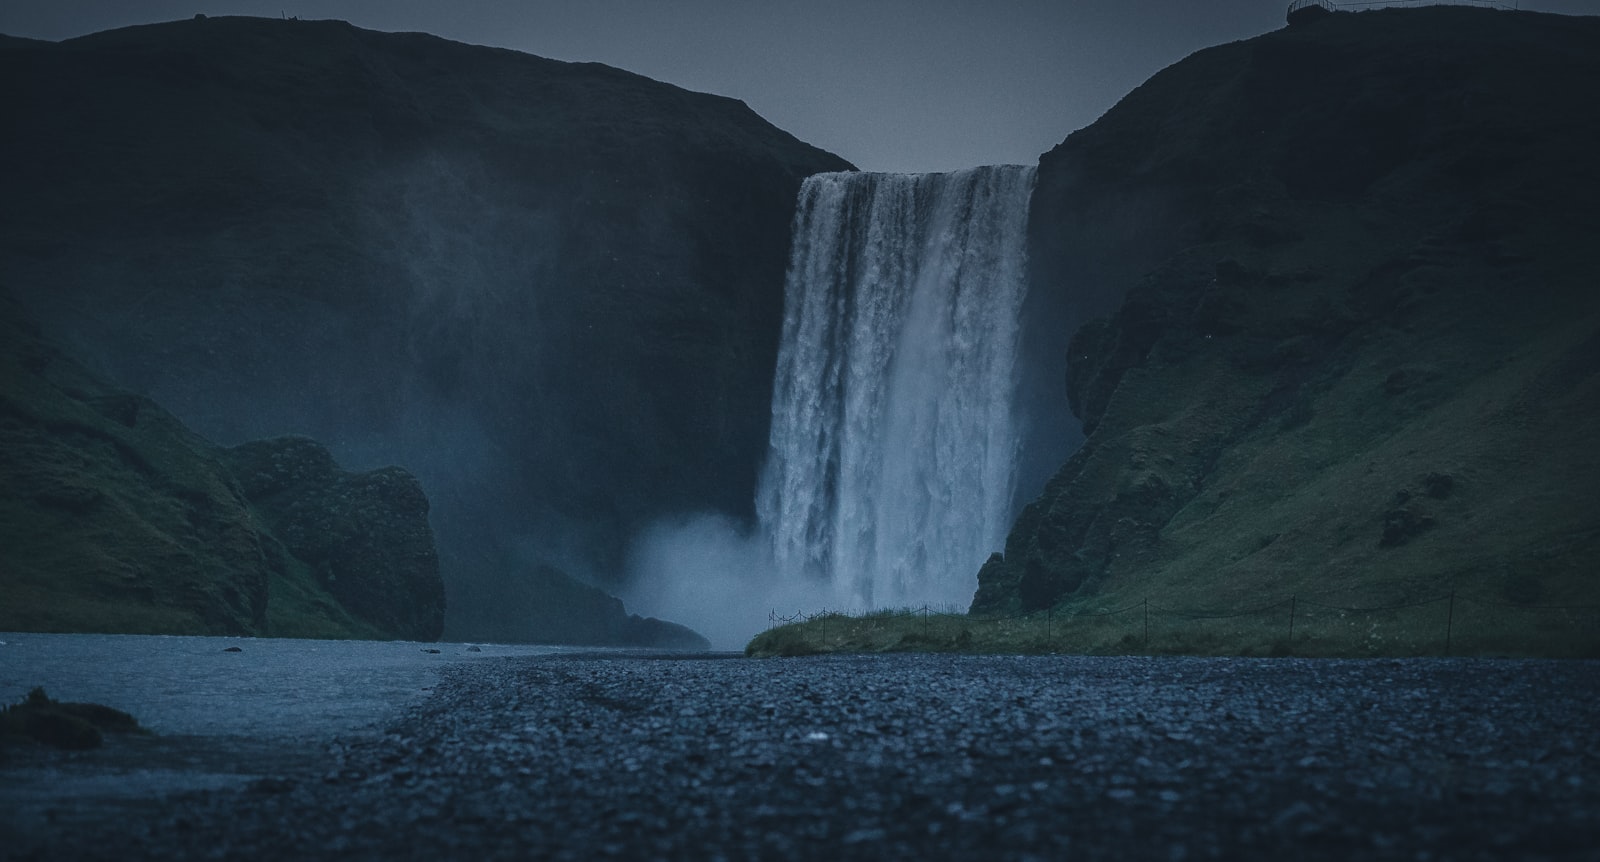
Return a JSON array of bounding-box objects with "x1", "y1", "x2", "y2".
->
[{"x1": 622, "y1": 514, "x2": 824, "y2": 651}]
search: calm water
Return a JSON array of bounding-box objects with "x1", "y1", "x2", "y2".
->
[
  {"x1": 0, "y1": 632, "x2": 567, "y2": 738},
  {"x1": 0, "y1": 632, "x2": 572, "y2": 836}
]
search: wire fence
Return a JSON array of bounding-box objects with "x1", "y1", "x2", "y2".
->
[
  {"x1": 1304, "y1": 0, "x2": 1524, "y2": 11},
  {"x1": 764, "y1": 591, "x2": 1600, "y2": 658}
]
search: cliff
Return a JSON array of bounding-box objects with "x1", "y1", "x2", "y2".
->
[
  {"x1": 0, "y1": 295, "x2": 446, "y2": 640},
  {"x1": 223, "y1": 437, "x2": 445, "y2": 640},
  {"x1": 977, "y1": 8, "x2": 1600, "y2": 619},
  {"x1": 0, "y1": 16, "x2": 852, "y2": 642}
]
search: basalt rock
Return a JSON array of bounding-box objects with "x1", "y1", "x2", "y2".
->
[
  {"x1": 0, "y1": 687, "x2": 147, "y2": 751},
  {"x1": 224, "y1": 437, "x2": 446, "y2": 642}
]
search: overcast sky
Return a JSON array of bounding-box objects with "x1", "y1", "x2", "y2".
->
[{"x1": 3, "y1": 0, "x2": 1594, "y2": 172}]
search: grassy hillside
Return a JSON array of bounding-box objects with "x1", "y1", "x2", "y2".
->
[
  {"x1": 971, "y1": 7, "x2": 1600, "y2": 656},
  {"x1": 0, "y1": 294, "x2": 430, "y2": 640}
]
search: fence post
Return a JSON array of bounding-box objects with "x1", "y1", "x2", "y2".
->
[
  {"x1": 1143, "y1": 597, "x2": 1149, "y2": 648},
  {"x1": 821, "y1": 609, "x2": 828, "y2": 646},
  {"x1": 1288, "y1": 595, "x2": 1297, "y2": 644},
  {"x1": 1445, "y1": 591, "x2": 1455, "y2": 656},
  {"x1": 922, "y1": 605, "x2": 930, "y2": 638}
]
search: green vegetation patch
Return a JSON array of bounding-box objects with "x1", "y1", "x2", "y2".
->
[
  {"x1": 746, "y1": 595, "x2": 1600, "y2": 659},
  {"x1": 0, "y1": 293, "x2": 444, "y2": 642},
  {"x1": 263, "y1": 557, "x2": 389, "y2": 640}
]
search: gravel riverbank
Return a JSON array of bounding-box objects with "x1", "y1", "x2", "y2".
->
[{"x1": 7, "y1": 654, "x2": 1597, "y2": 860}]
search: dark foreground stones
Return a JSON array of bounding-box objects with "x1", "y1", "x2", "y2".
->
[
  {"x1": 8, "y1": 655, "x2": 1597, "y2": 860},
  {"x1": 0, "y1": 688, "x2": 146, "y2": 751}
]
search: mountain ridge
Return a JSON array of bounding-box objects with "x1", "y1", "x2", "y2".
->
[{"x1": 0, "y1": 14, "x2": 852, "y2": 643}]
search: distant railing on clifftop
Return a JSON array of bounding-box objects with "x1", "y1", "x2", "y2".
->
[
  {"x1": 1289, "y1": 0, "x2": 1522, "y2": 23},
  {"x1": 1289, "y1": 0, "x2": 1337, "y2": 14}
]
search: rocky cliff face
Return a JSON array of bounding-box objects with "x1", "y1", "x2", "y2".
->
[
  {"x1": 468, "y1": 562, "x2": 709, "y2": 650},
  {"x1": 225, "y1": 437, "x2": 445, "y2": 641},
  {"x1": 0, "y1": 16, "x2": 852, "y2": 641},
  {"x1": 977, "y1": 8, "x2": 1600, "y2": 616},
  {"x1": 0, "y1": 294, "x2": 446, "y2": 640}
]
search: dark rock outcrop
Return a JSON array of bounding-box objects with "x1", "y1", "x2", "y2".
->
[
  {"x1": 977, "y1": 8, "x2": 1600, "y2": 616},
  {"x1": 0, "y1": 293, "x2": 447, "y2": 640},
  {"x1": 0, "y1": 687, "x2": 146, "y2": 751},
  {"x1": 469, "y1": 563, "x2": 710, "y2": 650},
  {"x1": 0, "y1": 16, "x2": 852, "y2": 642},
  {"x1": 224, "y1": 437, "x2": 445, "y2": 641}
]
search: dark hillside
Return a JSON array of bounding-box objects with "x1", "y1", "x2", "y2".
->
[
  {"x1": 981, "y1": 7, "x2": 1600, "y2": 647},
  {"x1": 0, "y1": 293, "x2": 444, "y2": 640},
  {"x1": 0, "y1": 16, "x2": 852, "y2": 641}
]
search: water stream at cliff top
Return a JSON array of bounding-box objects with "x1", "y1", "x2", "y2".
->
[{"x1": 757, "y1": 166, "x2": 1037, "y2": 611}]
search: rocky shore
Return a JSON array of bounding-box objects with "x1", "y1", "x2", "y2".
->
[{"x1": 7, "y1": 653, "x2": 1596, "y2": 860}]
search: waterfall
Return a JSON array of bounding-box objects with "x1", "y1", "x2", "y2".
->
[{"x1": 757, "y1": 165, "x2": 1037, "y2": 611}]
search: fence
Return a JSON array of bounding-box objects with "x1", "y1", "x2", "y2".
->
[
  {"x1": 763, "y1": 591, "x2": 1600, "y2": 658},
  {"x1": 1288, "y1": 0, "x2": 1337, "y2": 15},
  {"x1": 1294, "y1": 0, "x2": 1523, "y2": 11}
]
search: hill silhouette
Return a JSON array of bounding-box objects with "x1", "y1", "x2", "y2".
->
[{"x1": 0, "y1": 15, "x2": 850, "y2": 643}]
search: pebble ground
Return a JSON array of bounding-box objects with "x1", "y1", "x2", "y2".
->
[{"x1": 8, "y1": 653, "x2": 1598, "y2": 860}]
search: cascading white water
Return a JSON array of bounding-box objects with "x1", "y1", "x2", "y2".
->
[{"x1": 758, "y1": 165, "x2": 1036, "y2": 611}]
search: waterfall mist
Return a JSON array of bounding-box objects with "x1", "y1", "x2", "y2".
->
[{"x1": 627, "y1": 166, "x2": 1037, "y2": 648}]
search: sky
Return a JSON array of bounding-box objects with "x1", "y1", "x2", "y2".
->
[{"x1": 2, "y1": 0, "x2": 1595, "y2": 172}]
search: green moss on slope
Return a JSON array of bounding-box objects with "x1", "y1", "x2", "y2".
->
[
  {"x1": 978, "y1": 7, "x2": 1600, "y2": 639},
  {"x1": 0, "y1": 293, "x2": 442, "y2": 640},
  {"x1": 0, "y1": 299, "x2": 271, "y2": 635}
]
